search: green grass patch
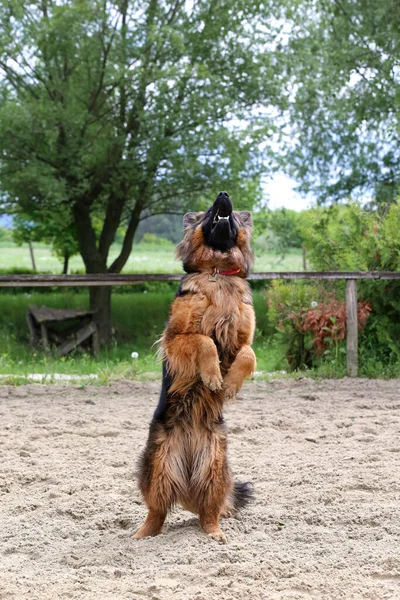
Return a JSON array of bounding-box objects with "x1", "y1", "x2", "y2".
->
[
  {"x1": 0, "y1": 241, "x2": 303, "y2": 274},
  {"x1": 0, "y1": 289, "x2": 282, "y2": 380},
  {"x1": 1, "y1": 287, "x2": 397, "y2": 382}
]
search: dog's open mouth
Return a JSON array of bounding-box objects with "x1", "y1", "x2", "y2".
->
[
  {"x1": 212, "y1": 212, "x2": 231, "y2": 231},
  {"x1": 210, "y1": 191, "x2": 233, "y2": 234},
  {"x1": 202, "y1": 191, "x2": 237, "y2": 251}
]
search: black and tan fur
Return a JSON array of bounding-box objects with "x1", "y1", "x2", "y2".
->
[{"x1": 133, "y1": 191, "x2": 256, "y2": 543}]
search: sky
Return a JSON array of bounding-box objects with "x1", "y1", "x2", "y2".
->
[{"x1": 263, "y1": 173, "x2": 314, "y2": 211}]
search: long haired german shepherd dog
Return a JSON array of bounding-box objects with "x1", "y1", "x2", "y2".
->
[{"x1": 133, "y1": 191, "x2": 256, "y2": 543}]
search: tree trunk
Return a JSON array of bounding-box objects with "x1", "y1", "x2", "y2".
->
[
  {"x1": 302, "y1": 245, "x2": 307, "y2": 271},
  {"x1": 89, "y1": 286, "x2": 112, "y2": 345},
  {"x1": 29, "y1": 241, "x2": 37, "y2": 271},
  {"x1": 62, "y1": 253, "x2": 70, "y2": 275},
  {"x1": 72, "y1": 201, "x2": 113, "y2": 344},
  {"x1": 72, "y1": 196, "x2": 144, "y2": 345}
]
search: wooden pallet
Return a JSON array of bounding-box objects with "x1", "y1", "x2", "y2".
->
[{"x1": 27, "y1": 305, "x2": 99, "y2": 356}]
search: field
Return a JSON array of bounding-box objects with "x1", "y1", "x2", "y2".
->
[
  {"x1": 0, "y1": 241, "x2": 302, "y2": 379},
  {"x1": 0, "y1": 241, "x2": 303, "y2": 274},
  {"x1": 0, "y1": 289, "x2": 286, "y2": 378},
  {"x1": 1, "y1": 378, "x2": 399, "y2": 600}
]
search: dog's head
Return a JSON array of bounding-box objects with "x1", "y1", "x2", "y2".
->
[{"x1": 176, "y1": 191, "x2": 254, "y2": 276}]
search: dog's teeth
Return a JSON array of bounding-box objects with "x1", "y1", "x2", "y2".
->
[{"x1": 213, "y1": 214, "x2": 229, "y2": 224}]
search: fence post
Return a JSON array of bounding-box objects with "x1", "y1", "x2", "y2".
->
[{"x1": 346, "y1": 279, "x2": 358, "y2": 377}]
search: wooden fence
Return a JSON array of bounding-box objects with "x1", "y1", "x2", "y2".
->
[{"x1": 1, "y1": 271, "x2": 399, "y2": 377}]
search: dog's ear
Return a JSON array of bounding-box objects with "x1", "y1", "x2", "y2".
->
[
  {"x1": 238, "y1": 210, "x2": 253, "y2": 228},
  {"x1": 183, "y1": 212, "x2": 203, "y2": 230}
]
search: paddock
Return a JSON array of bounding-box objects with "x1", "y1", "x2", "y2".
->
[{"x1": 0, "y1": 378, "x2": 399, "y2": 600}]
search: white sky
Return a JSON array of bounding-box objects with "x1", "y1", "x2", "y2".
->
[{"x1": 263, "y1": 173, "x2": 314, "y2": 212}]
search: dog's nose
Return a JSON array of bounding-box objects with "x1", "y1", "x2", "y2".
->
[{"x1": 214, "y1": 191, "x2": 233, "y2": 217}]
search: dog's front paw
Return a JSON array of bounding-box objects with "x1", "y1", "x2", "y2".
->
[{"x1": 201, "y1": 368, "x2": 223, "y2": 391}]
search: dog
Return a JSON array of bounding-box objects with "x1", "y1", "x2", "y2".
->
[{"x1": 133, "y1": 191, "x2": 256, "y2": 543}]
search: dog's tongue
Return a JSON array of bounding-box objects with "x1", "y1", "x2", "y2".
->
[{"x1": 214, "y1": 191, "x2": 233, "y2": 217}]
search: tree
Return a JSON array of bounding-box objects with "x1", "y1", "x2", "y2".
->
[
  {"x1": 12, "y1": 208, "x2": 79, "y2": 274},
  {"x1": 274, "y1": 0, "x2": 400, "y2": 203},
  {"x1": 300, "y1": 201, "x2": 400, "y2": 363},
  {"x1": 0, "y1": 0, "x2": 279, "y2": 341},
  {"x1": 269, "y1": 208, "x2": 304, "y2": 251},
  {"x1": 0, "y1": 225, "x2": 11, "y2": 242},
  {"x1": 135, "y1": 213, "x2": 184, "y2": 244}
]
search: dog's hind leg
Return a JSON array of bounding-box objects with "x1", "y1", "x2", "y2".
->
[
  {"x1": 132, "y1": 507, "x2": 167, "y2": 540},
  {"x1": 133, "y1": 428, "x2": 186, "y2": 539},
  {"x1": 191, "y1": 430, "x2": 233, "y2": 543}
]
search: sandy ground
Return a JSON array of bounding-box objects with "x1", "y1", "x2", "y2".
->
[{"x1": 0, "y1": 378, "x2": 399, "y2": 600}]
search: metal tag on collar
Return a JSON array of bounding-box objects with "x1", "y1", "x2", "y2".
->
[{"x1": 209, "y1": 267, "x2": 219, "y2": 282}]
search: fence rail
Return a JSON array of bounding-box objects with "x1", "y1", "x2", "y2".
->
[
  {"x1": 1, "y1": 271, "x2": 399, "y2": 377},
  {"x1": 0, "y1": 271, "x2": 400, "y2": 287}
]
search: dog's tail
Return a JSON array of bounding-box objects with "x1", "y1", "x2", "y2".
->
[{"x1": 233, "y1": 481, "x2": 254, "y2": 511}]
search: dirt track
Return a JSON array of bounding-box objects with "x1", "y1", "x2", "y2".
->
[{"x1": 0, "y1": 378, "x2": 399, "y2": 600}]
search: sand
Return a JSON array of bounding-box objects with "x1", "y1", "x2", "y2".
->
[{"x1": 0, "y1": 378, "x2": 399, "y2": 600}]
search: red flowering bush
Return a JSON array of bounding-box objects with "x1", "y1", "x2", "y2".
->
[
  {"x1": 266, "y1": 281, "x2": 373, "y2": 370},
  {"x1": 302, "y1": 297, "x2": 373, "y2": 357}
]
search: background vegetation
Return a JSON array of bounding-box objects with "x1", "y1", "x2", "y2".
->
[
  {"x1": 1, "y1": 201, "x2": 399, "y2": 380},
  {"x1": 0, "y1": 0, "x2": 399, "y2": 380}
]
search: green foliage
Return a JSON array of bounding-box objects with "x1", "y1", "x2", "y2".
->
[
  {"x1": 268, "y1": 208, "x2": 305, "y2": 254},
  {"x1": 266, "y1": 280, "x2": 320, "y2": 369},
  {"x1": 135, "y1": 214, "x2": 184, "y2": 244},
  {"x1": 253, "y1": 207, "x2": 308, "y2": 261},
  {"x1": 301, "y1": 202, "x2": 400, "y2": 272},
  {"x1": 265, "y1": 278, "x2": 375, "y2": 372},
  {"x1": 0, "y1": 0, "x2": 275, "y2": 278},
  {"x1": 252, "y1": 208, "x2": 270, "y2": 240},
  {"x1": 275, "y1": 0, "x2": 400, "y2": 202},
  {"x1": 302, "y1": 201, "x2": 400, "y2": 366},
  {"x1": 139, "y1": 233, "x2": 173, "y2": 247},
  {"x1": 0, "y1": 226, "x2": 11, "y2": 242},
  {"x1": 12, "y1": 211, "x2": 79, "y2": 270}
]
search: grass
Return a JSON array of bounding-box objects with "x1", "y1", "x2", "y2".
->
[
  {"x1": 0, "y1": 289, "x2": 286, "y2": 380},
  {"x1": 1, "y1": 244, "x2": 398, "y2": 382},
  {"x1": 0, "y1": 241, "x2": 304, "y2": 273},
  {"x1": 1, "y1": 288, "x2": 399, "y2": 382},
  {"x1": 0, "y1": 239, "x2": 299, "y2": 382}
]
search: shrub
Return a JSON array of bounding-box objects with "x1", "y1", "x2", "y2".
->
[
  {"x1": 300, "y1": 201, "x2": 400, "y2": 367},
  {"x1": 266, "y1": 281, "x2": 373, "y2": 370},
  {"x1": 266, "y1": 280, "x2": 320, "y2": 370},
  {"x1": 302, "y1": 296, "x2": 372, "y2": 357},
  {"x1": 140, "y1": 233, "x2": 173, "y2": 247}
]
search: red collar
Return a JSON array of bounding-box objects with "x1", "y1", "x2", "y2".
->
[{"x1": 211, "y1": 267, "x2": 241, "y2": 276}]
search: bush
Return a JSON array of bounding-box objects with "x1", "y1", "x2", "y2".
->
[
  {"x1": 140, "y1": 233, "x2": 173, "y2": 247},
  {"x1": 266, "y1": 281, "x2": 372, "y2": 371},
  {"x1": 302, "y1": 296, "x2": 372, "y2": 358},
  {"x1": 266, "y1": 280, "x2": 320, "y2": 369},
  {"x1": 300, "y1": 201, "x2": 400, "y2": 367},
  {"x1": 0, "y1": 226, "x2": 12, "y2": 242}
]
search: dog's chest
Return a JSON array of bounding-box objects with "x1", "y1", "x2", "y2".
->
[{"x1": 199, "y1": 279, "x2": 244, "y2": 349}]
